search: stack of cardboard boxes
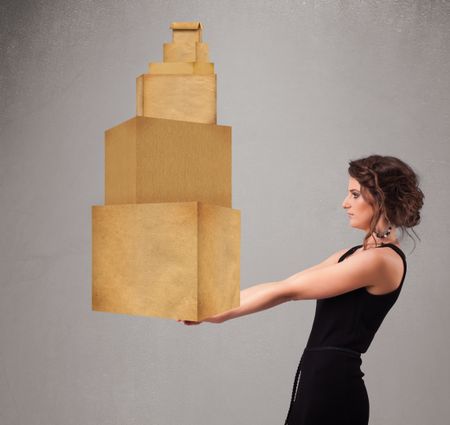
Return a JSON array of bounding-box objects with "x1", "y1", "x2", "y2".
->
[{"x1": 92, "y1": 22, "x2": 241, "y2": 321}]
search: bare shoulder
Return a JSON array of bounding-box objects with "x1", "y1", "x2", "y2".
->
[
  {"x1": 366, "y1": 246, "x2": 406, "y2": 294},
  {"x1": 284, "y1": 247, "x2": 386, "y2": 300},
  {"x1": 291, "y1": 247, "x2": 352, "y2": 278},
  {"x1": 318, "y1": 246, "x2": 354, "y2": 267}
]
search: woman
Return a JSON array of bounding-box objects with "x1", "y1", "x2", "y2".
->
[{"x1": 178, "y1": 154, "x2": 424, "y2": 425}]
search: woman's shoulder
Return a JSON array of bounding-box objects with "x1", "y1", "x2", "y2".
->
[
  {"x1": 357, "y1": 244, "x2": 406, "y2": 294},
  {"x1": 321, "y1": 246, "x2": 357, "y2": 266}
]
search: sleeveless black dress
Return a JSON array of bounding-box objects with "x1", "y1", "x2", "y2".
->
[{"x1": 284, "y1": 242, "x2": 407, "y2": 425}]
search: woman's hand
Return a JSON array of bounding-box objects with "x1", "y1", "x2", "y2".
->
[{"x1": 177, "y1": 319, "x2": 203, "y2": 326}]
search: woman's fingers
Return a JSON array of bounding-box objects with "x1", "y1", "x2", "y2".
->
[{"x1": 177, "y1": 319, "x2": 202, "y2": 325}]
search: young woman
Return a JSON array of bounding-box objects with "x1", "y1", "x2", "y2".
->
[{"x1": 178, "y1": 154, "x2": 424, "y2": 425}]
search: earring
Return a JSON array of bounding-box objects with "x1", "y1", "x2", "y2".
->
[{"x1": 375, "y1": 225, "x2": 392, "y2": 239}]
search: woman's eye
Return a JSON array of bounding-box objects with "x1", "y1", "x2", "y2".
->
[{"x1": 352, "y1": 194, "x2": 359, "y2": 199}]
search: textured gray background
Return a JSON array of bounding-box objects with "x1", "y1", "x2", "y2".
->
[{"x1": 1, "y1": 1, "x2": 449, "y2": 424}]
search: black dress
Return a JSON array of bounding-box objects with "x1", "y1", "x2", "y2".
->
[{"x1": 284, "y1": 242, "x2": 407, "y2": 425}]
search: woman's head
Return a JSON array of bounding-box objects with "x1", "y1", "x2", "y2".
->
[{"x1": 342, "y1": 154, "x2": 424, "y2": 251}]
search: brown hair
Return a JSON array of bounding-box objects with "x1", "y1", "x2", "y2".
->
[{"x1": 348, "y1": 155, "x2": 424, "y2": 253}]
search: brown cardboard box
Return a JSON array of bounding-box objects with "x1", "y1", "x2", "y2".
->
[
  {"x1": 136, "y1": 73, "x2": 216, "y2": 124},
  {"x1": 92, "y1": 202, "x2": 240, "y2": 321},
  {"x1": 104, "y1": 116, "x2": 231, "y2": 208}
]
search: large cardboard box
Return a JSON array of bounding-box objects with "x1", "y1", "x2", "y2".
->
[{"x1": 92, "y1": 202, "x2": 240, "y2": 321}]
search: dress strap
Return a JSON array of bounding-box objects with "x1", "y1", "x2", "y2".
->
[{"x1": 338, "y1": 245, "x2": 363, "y2": 263}]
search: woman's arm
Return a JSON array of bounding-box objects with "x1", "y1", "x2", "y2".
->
[
  {"x1": 213, "y1": 281, "x2": 290, "y2": 322},
  {"x1": 179, "y1": 247, "x2": 352, "y2": 325},
  {"x1": 179, "y1": 281, "x2": 288, "y2": 325},
  {"x1": 180, "y1": 248, "x2": 387, "y2": 325}
]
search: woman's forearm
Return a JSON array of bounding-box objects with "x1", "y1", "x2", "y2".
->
[{"x1": 211, "y1": 281, "x2": 290, "y2": 323}]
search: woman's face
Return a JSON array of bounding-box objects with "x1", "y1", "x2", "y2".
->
[{"x1": 342, "y1": 176, "x2": 375, "y2": 232}]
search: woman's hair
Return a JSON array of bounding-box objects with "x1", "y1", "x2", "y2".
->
[{"x1": 348, "y1": 154, "x2": 424, "y2": 252}]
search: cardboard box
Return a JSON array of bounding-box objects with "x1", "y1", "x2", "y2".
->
[
  {"x1": 92, "y1": 201, "x2": 240, "y2": 321},
  {"x1": 104, "y1": 116, "x2": 231, "y2": 207}
]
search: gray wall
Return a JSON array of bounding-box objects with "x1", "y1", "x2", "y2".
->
[{"x1": 1, "y1": 1, "x2": 449, "y2": 424}]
